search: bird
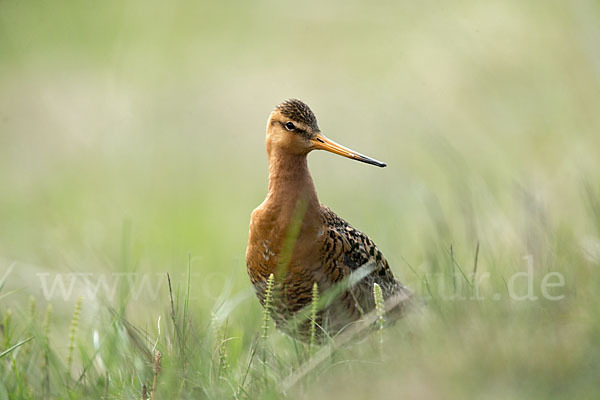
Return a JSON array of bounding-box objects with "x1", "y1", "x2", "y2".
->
[{"x1": 246, "y1": 99, "x2": 414, "y2": 342}]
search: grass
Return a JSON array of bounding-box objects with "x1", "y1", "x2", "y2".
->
[
  {"x1": 1, "y1": 191, "x2": 599, "y2": 398},
  {"x1": 1, "y1": 0, "x2": 600, "y2": 398}
]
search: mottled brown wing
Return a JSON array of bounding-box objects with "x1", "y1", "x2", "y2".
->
[{"x1": 319, "y1": 205, "x2": 412, "y2": 328}]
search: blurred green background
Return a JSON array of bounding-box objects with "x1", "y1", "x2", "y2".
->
[{"x1": 1, "y1": 0, "x2": 600, "y2": 398}]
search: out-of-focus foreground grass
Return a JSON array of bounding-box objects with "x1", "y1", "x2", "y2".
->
[{"x1": 1, "y1": 0, "x2": 599, "y2": 398}]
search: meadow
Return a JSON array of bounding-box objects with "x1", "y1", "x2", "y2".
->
[{"x1": 1, "y1": 0, "x2": 599, "y2": 398}]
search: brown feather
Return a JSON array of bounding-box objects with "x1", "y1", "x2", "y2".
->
[{"x1": 246, "y1": 100, "x2": 415, "y2": 341}]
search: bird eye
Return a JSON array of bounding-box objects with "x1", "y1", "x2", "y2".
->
[{"x1": 285, "y1": 122, "x2": 295, "y2": 131}]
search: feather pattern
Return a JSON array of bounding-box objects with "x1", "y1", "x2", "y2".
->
[
  {"x1": 247, "y1": 203, "x2": 413, "y2": 341},
  {"x1": 246, "y1": 99, "x2": 415, "y2": 342}
]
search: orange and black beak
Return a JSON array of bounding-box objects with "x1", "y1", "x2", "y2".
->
[{"x1": 311, "y1": 133, "x2": 386, "y2": 167}]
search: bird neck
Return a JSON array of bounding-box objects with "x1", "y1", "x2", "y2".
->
[{"x1": 265, "y1": 148, "x2": 320, "y2": 219}]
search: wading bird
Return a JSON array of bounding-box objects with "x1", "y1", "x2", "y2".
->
[{"x1": 246, "y1": 99, "x2": 414, "y2": 341}]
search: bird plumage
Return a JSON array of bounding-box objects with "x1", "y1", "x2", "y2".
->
[
  {"x1": 246, "y1": 99, "x2": 413, "y2": 341},
  {"x1": 275, "y1": 99, "x2": 320, "y2": 132}
]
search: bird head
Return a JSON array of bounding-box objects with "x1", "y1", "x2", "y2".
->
[{"x1": 266, "y1": 99, "x2": 386, "y2": 167}]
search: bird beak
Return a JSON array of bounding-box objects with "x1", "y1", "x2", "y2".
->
[{"x1": 311, "y1": 133, "x2": 387, "y2": 167}]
